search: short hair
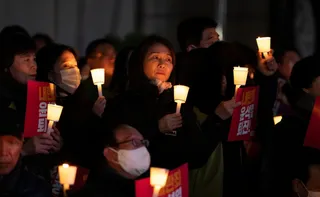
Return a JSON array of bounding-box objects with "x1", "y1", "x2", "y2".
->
[
  {"x1": 0, "y1": 34, "x2": 36, "y2": 71},
  {"x1": 177, "y1": 17, "x2": 218, "y2": 51},
  {"x1": 32, "y1": 33, "x2": 53, "y2": 46},
  {"x1": 36, "y1": 43, "x2": 77, "y2": 82},
  {"x1": 0, "y1": 107, "x2": 23, "y2": 140},
  {"x1": 85, "y1": 38, "x2": 115, "y2": 59},
  {"x1": 105, "y1": 124, "x2": 135, "y2": 147},
  {"x1": 290, "y1": 55, "x2": 320, "y2": 89},
  {"x1": 0, "y1": 25, "x2": 29, "y2": 42}
]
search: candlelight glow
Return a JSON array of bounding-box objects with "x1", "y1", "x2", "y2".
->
[
  {"x1": 59, "y1": 163, "x2": 77, "y2": 185},
  {"x1": 91, "y1": 68, "x2": 105, "y2": 85},
  {"x1": 174, "y1": 85, "x2": 190, "y2": 103},
  {"x1": 274, "y1": 116, "x2": 282, "y2": 125},
  {"x1": 150, "y1": 167, "x2": 169, "y2": 187},
  {"x1": 233, "y1": 67, "x2": 248, "y2": 85},
  {"x1": 47, "y1": 104, "x2": 63, "y2": 121},
  {"x1": 256, "y1": 37, "x2": 271, "y2": 52}
]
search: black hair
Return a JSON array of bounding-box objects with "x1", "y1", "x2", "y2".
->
[
  {"x1": 0, "y1": 25, "x2": 29, "y2": 42},
  {"x1": 274, "y1": 48, "x2": 301, "y2": 65},
  {"x1": 0, "y1": 107, "x2": 23, "y2": 140},
  {"x1": 32, "y1": 33, "x2": 53, "y2": 46},
  {"x1": 128, "y1": 35, "x2": 176, "y2": 88},
  {"x1": 85, "y1": 38, "x2": 115, "y2": 59},
  {"x1": 77, "y1": 56, "x2": 87, "y2": 71},
  {"x1": 36, "y1": 43, "x2": 77, "y2": 82},
  {"x1": 177, "y1": 16, "x2": 218, "y2": 51},
  {"x1": 0, "y1": 34, "x2": 36, "y2": 71},
  {"x1": 109, "y1": 46, "x2": 135, "y2": 94}
]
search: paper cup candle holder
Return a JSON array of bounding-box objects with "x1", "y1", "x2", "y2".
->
[
  {"x1": 150, "y1": 167, "x2": 169, "y2": 197},
  {"x1": 233, "y1": 66, "x2": 249, "y2": 95},
  {"x1": 59, "y1": 163, "x2": 77, "y2": 197},
  {"x1": 91, "y1": 68, "x2": 105, "y2": 97},
  {"x1": 174, "y1": 85, "x2": 190, "y2": 114},
  {"x1": 47, "y1": 104, "x2": 63, "y2": 133},
  {"x1": 256, "y1": 37, "x2": 271, "y2": 58},
  {"x1": 273, "y1": 116, "x2": 282, "y2": 125}
]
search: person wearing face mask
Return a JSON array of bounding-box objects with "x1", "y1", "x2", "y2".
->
[
  {"x1": 36, "y1": 44, "x2": 110, "y2": 169},
  {"x1": 71, "y1": 124, "x2": 150, "y2": 197},
  {"x1": 104, "y1": 35, "x2": 218, "y2": 171},
  {"x1": 292, "y1": 148, "x2": 320, "y2": 197}
]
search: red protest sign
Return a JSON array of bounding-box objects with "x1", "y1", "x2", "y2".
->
[
  {"x1": 228, "y1": 86, "x2": 259, "y2": 141},
  {"x1": 304, "y1": 97, "x2": 320, "y2": 150},
  {"x1": 24, "y1": 81, "x2": 56, "y2": 137},
  {"x1": 135, "y1": 163, "x2": 189, "y2": 197}
]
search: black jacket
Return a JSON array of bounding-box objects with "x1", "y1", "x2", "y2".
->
[
  {"x1": 0, "y1": 160, "x2": 51, "y2": 197},
  {"x1": 104, "y1": 80, "x2": 217, "y2": 170},
  {"x1": 70, "y1": 163, "x2": 135, "y2": 197}
]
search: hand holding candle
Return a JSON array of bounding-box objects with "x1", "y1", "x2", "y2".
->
[
  {"x1": 59, "y1": 163, "x2": 77, "y2": 197},
  {"x1": 91, "y1": 68, "x2": 105, "y2": 97},
  {"x1": 256, "y1": 37, "x2": 271, "y2": 58},
  {"x1": 174, "y1": 85, "x2": 190, "y2": 114},
  {"x1": 233, "y1": 66, "x2": 248, "y2": 96},
  {"x1": 47, "y1": 104, "x2": 63, "y2": 133},
  {"x1": 150, "y1": 167, "x2": 169, "y2": 197}
]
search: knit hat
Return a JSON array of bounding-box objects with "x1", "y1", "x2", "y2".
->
[
  {"x1": 290, "y1": 55, "x2": 320, "y2": 89},
  {"x1": 0, "y1": 108, "x2": 23, "y2": 140}
]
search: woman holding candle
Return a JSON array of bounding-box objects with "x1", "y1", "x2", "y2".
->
[
  {"x1": 36, "y1": 44, "x2": 106, "y2": 169},
  {"x1": 104, "y1": 35, "x2": 218, "y2": 170}
]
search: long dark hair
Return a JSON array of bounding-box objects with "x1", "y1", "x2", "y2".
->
[
  {"x1": 109, "y1": 46, "x2": 135, "y2": 94},
  {"x1": 128, "y1": 35, "x2": 176, "y2": 89}
]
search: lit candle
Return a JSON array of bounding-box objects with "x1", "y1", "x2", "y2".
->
[
  {"x1": 47, "y1": 104, "x2": 63, "y2": 133},
  {"x1": 273, "y1": 116, "x2": 282, "y2": 125},
  {"x1": 150, "y1": 167, "x2": 169, "y2": 197},
  {"x1": 233, "y1": 66, "x2": 248, "y2": 95},
  {"x1": 174, "y1": 85, "x2": 190, "y2": 114},
  {"x1": 256, "y1": 37, "x2": 271, "y2": 58},
  {"x1": 59, "y1": 163, "x2": 77, "y2": 197},
  {"x1": 90, "y1": 68, "x2": 105, "y2": 97}
]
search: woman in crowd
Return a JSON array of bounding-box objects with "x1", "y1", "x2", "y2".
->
[{"x1": 104, "y1": 35, "x2": 217, "y2": 170}]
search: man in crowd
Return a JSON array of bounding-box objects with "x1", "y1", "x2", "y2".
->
[
  {"x1": 73, "y1": 124, "x2": 150, "y2": 197},
  {"x1": 0, "y1": 108, "x2": 51, "y2": 197},
  {"x1": 177, "y1": 16, "x2": 219, "y2": 52}
]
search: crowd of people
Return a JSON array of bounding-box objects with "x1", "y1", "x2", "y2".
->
[{"x1": 0, "y1": 16, "x2": 320, "y2": 197}]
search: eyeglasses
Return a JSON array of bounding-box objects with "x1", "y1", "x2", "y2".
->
[{"x1": 117, "y1": 139, "x2": 149, "y2": 148}]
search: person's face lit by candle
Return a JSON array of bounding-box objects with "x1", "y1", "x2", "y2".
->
[
  {"x1": 0, "y1": 136, "x2": 23, "y2": 175},
  {"x1": 49, "y1": 50, "x2": 81, "y2": 94},
  {"x1": 103, "y1": 125, "x2": 150, "y2": 179},
  {"x1": 143, "y1": 43, "x2": 174, "y2": 82}
]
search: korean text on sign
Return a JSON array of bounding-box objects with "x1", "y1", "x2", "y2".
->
[
  {"x1": 228, "y1": 86, "x2": 259, "y2": 141},
  {"x1": 24, "y1": 81, "x2": 56, "y2": 137}
]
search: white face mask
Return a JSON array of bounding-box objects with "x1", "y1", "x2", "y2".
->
[
  {"x1": 58, "y1": 67, "x2": 81, "y2": 94},
  {"x1": 309, "y1": 191, "x2": 320, "y2": 197},
  {"x1": 111, "y1": 147, "x2": 150, "y2": 177}
]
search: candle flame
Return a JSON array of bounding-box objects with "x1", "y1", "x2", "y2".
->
[{"x1": 62, "y1": 164, "x2": 69, "y2": 168}]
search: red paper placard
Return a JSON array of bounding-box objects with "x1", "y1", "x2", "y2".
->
[
  {"x1": 228, "y1": 86, "x2": 259, "y2": 141},
  {"x1": 304, "y1": 97, "x2": 320, "y2": 150},
  {"x1": 24, "y1": 81, "x2": 56, "y2": 137},
  {"x1": 135, "y1": 163, "x2": 189, "y2": 197}
]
